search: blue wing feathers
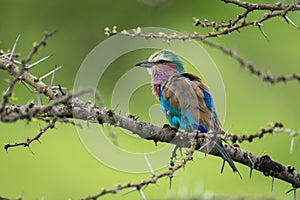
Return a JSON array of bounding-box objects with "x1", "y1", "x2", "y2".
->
[
  {"x1": 201, "y1": 88, "x2": 215, "y2": 113},
  {"x1": 159, "y1": 73, "x2": 219, "y2": 132}
]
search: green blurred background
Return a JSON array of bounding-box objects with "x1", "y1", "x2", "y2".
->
[{"x1": 1, "y1": 0, "x2": 300, "y2": 199}]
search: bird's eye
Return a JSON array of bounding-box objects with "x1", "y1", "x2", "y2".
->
[{"x1": 157, "y1": 60, "x2": 168, "y2": 63}]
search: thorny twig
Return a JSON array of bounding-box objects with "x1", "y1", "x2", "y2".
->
[
  {"x1": 104, "y1": 27, "x2": 300, "y2": 84},
  {"x1": 193, "y1": 0, "x2": 300, "y2": 38},
  {"x1": 4, "y1": 118, "x2": 57, "y2": 151},
  {"x1": 225, "y1": 122, "x2": 300, "y2": 144},
  {"x1": 83, "y1": 136, "x2": 197, "y2": 200},
  {"x1": 222, "y1": 0, "x2": 300, "y2": 11}
]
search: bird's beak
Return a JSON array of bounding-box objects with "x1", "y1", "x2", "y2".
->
[{"x1": 135, "y1": 60, "x2": 154, "y2": 68}]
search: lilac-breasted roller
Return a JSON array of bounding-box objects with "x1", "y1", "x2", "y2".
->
[{"x1": 136, "y1": 49, "x2": 240, "y2": 174}]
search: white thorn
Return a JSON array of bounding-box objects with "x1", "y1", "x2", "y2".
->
[
  {"x1": 3, "y1": 87, "x2": 10, "y2": 96},
  {"x1": 144, "y1": 154, "x2": 155, "y2": 176},
  {"x1": 139, "y1": 189, "x2": 147, "y2": 200},
  {"x1": 51, "y1": 66, "x2": 56, "y2": 85},
  {"x1": 247, "y1": 153, "x2": 255, "y2": 168},
  {"x1": 27, "y1": 146, "x2": 34, "y2": 154},
  {"x1": 0, "y1": 52, "x2": 12, "y2": 58},
  {"x1": 21, "y1": 80, "x2": 34, "y2": 93},
  {"x1": 10, "y1": 33, "x2": 22, "y2": 60},
  {"x1": 123, "y1": 188, "x2": 136, "y2": 195},
  {"x1": 290, "y1": 137, "x2": 295, "y2": 153},
  {"x1": 12, "y1": 60, "x2": 23, "y2": 65},
  {"x1": 224, "y1": 125, "x2": 233, "y2": 135},
  {"x1": 198, "y1": 140, "x2": 212, "y2": 153},
  {"x1": 257, "y1": 23, "x2": 269, "y2": 41},
  {"x1": 271, "y1": 176, "x2": 274, "y2": 192},
  {"x1": 39, "y1": 65, "x2": 62, "y2": 81},
  {"x1": 26, "y1": 99, "x2": 34, "y2": 105},
  {"x1": 36, "y1": 90, "x2": 42, "y2": 106},
  {"x1": 284, "y1": 15, "x2": 300, "y2": 29},
  {"x1": 27, "y1": 55, "x2": 51, "y2": 69}
]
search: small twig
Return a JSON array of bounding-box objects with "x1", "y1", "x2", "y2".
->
[
  {"x1": 222, "y1": 0, "x2": 300, "y2": 11},
  {"x1": 199, "y1": 38, "x2": 300, "y2": 84},
  {"x1": 195, "y1": 1, "x2": 299, "y2": 39},
  {"x1": 4, "y1": 118, "x2": 57, "y2": 151},
  {"x1": 193, "y1": 9, "x2": 250, "y2": 31},
  {"x1": 21, "y1": 30, "x2": 56, "y2": 64},
  {"x1": 225, "y1": 122, "x2": 300, "y2": 144}
]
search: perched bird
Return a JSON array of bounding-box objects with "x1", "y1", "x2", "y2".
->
[{"x1": 136, "y1": 49, "x2": 240, "y2": 175}]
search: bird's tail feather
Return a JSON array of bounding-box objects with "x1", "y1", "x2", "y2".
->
[{"x1": 215, "y1": 141, "x2": 242, "y2": 179}]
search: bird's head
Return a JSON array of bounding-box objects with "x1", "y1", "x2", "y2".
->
[{"x1": 136, "y1": 49, "x2": 184, "y2": 84}]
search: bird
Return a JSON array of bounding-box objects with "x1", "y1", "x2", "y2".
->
[{"x1": 136, "y1": 49, "x2": 240, "y2": 175}]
